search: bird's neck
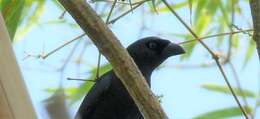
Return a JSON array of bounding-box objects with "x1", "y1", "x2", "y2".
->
[{"x1": 138, "y1": 65, "x2": 153, "y2": 87}]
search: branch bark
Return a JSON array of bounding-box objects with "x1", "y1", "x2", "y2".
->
[
  {"x1": 0, "y1": 13, "x2": 36, "y2": 119},
  {"x1": 58, "y1": 0, "x2": 168, "y2": 119},
  {"x1": 249, "y1": 0, "x2": 260, "y2": 60}
]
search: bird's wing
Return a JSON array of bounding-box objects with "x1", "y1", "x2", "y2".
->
[{"x1": 75, "y1": 71, "x2": 113, "y2": 119}]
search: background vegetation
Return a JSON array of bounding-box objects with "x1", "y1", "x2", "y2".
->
[{"x1": 0, "y1": 0, "x2": 259, "y2": 119}]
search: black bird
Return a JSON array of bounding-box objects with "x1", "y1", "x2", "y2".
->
[{"x1": 76, "y1": 37, "x2": 185, "y2": 119}]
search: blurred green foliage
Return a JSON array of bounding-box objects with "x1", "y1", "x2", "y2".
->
[
  {"x1": 201, "y1": 83, "x2": 255, "y2": 98},
  {"x1": 0, "y1": 0, "x2": 256, "y2": 118},
  {"x1": 0, "y1": 0, "x2": 25, "y2": 40},
  {"x1": 193, "y1": 106, "x2": 252, "y2": 119}
]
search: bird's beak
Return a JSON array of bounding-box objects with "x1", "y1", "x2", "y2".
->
[{"x1": 163, "y1": 43, "x2": 185, "y2": 57}]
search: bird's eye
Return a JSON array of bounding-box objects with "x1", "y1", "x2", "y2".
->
[{"x1": 147, "y1": 42, "x2": 157, "y2": 49}]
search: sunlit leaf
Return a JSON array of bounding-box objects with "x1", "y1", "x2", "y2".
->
[
  {"x1": 194, "y1": 0, "x2": 207, "y2": 21},
  {"x1": 14, "y1": 0, "x2": 46, "y2": 41},
  {"x1": 180, "y1": 34, "x2": 195, "y2": 60},
  {"x1": 193, "y1": 106, "x2": 252, "y2": 119},
  {"x1": 45, "y1": 87, "x2": 78, "y2": 97},
  {"x1": 218, "y1": 0, "x2": 229, "y2": 25},
  {"x1": 0, "y1": 0, "x2": 25, "y2": 41},
  {"x1": 231, "y1": 35, "x2": 239, "y2": 48},
  {"x1": 180, "y1": 14, "x2": 211, "y2": 60},
  {"x1": 193, "y1": 0, "x2": 221, "y2": 34},
  {"x1": 194, "y1": 14, "x2": 210, "y2": 35},
  {"x1": 216, "y1": 19, "x2": 226, "y2": 47},
  {"x1": 201, "y1": 83, "x2": 255, "y2": 98},
  {"x1": 155, "y1": 1, "x2": 188, "y2": 13},
  {"x1": 68, "y1": 81, "x2": 94, "y2": 105},
  {"x1": 206, "y1": 0, "x2": 219, "y2": 16},
  {"x1": 243, "y1": 39, "x2": 256, "y2": 68}
]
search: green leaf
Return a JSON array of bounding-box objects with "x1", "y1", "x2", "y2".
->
[
  {"x1": 45, "y1": 87, "x2": 78, "y2": 97},
  {"x1": 218, "y1": 0, "x2": 229, "y2": 25},
  {"x1": 206, "y1": 0, "x2": 220, "y2": 16},
  {"x1": 193, "y1": 14, "x2": 211, "y2": 35},
  {"x1": 155, "y1": 1, "x2": 188, "y2": 13},
  {"x1": 180, "y1": 34, "x2": 196, "y2": 60},
  {"x1": 193, "y1": 0, "x2": 220, "y2": 35},
  {"x1": 243, "y1": 39, "x2": 256, "y2": 68},
  {"x1": 14, "y1": 0, "x2": 46, "y2": 41},
  {"x1": 231, "y1": 35, "x2": 239, "y2": 48},
  {"x1": 0, "y1": 0, "x2": 25, "y2": 41},
  {"x1": 194, "y1": 0, "x2": 208, "y2": 21},
  {"x1": 68, "y1": 81, "x2": 94, "y2": 105},
  {"x1": 201, "y1": 83, "x2": 255, "y2": 98},
  {"x1": 193, "y1": 106, "x2": 252, "y2": 119}
]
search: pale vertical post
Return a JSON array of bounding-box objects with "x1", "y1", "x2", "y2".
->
[{"x1": 0, "y1": 13, "x2": 37, "y2": 119}]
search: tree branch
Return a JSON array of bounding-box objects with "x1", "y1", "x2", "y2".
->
[
  {"x1": 249, "y1": 0, "x2": 260, "y2": 60},
  {"x1": 57, "y1": 0, "x2": 168, "y2": 119}
]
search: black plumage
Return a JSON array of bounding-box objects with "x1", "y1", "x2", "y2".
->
[{"x1": 76, "y1": 37, "x2": 185, "y2": 119}]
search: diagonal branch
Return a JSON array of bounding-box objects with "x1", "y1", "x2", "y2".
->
[
  {"x1": 58, "y1": 0, "x2": 168, "y2": 119},
  {"x1": 161, "y1": 0, "x2": 249, "y2": 118}
]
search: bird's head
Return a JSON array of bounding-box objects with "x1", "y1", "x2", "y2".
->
[{"x1": 127, "y1": 37, "x2": 185, "y2": 85}]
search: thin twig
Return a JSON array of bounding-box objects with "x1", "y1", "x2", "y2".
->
[
  {"x1": 229, "y1": 1, "x2": 251, "y2": 117},
  {"x1": 215, "y1": 60, "x2": 248, "y2": 118},
  {"x1": 60, "y1": 39, "x2": 82, "y2": 71},
  {"x1": 226, "y1": 0, "x2": 235, "y2": 62},
  {"x1": 91, "y1": 0, "x2": 127, "y2": 5},
  {"x1": 128, "y1": 0, "x2": 133, "y2": 13},
  {"x1": 151, "y1": 0, "x2": 158, "y2": 13},
  {"x1": 233, "y1": 24, "x2": 253, "y2": 37},
  {"x1": 59, "y1": 10, "x2": 66, "y2": 19},
  {"x1": 161, "y1": 0, "x2": 214, "y2": 55},
  {"x1": 95, "y1": 53, "x2": 102, "y2": 80},
  {"x1": 92, "y1": 0, "x2": 143, "y2": 5},
  {"x1": 166, "y1": 56, "x2": 227, "y2": 69},
  {"x1": 106, "y1": 0, "x2": 118, "y2": 23},
  {"x1": 108, "y1": 0, "x2": 148, "y2": 24},
  {"x1": 178, "y1": 29, "x2": 253, "y2": 45},
  {"x1": 161, "y1": 0, "x2": 249, "y2": 118},
  {"x1": 58, "y1": 37, "x2": 82, "y2": 87},
  {"x1": 42, "y1": 33, "x2": 85, "y2": 59},
  {"x1": 67, "y1": 78, "x2": 96, "y2": 82},
  {"x1": 229, "y1": 62, "x2": 251, "y2": 115}
]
